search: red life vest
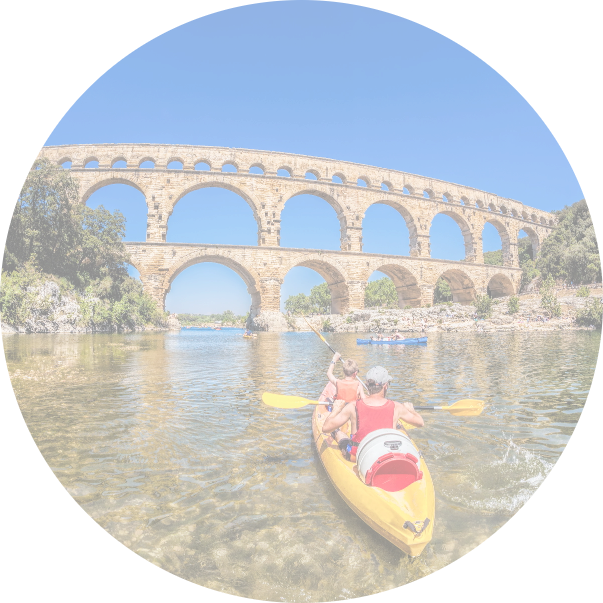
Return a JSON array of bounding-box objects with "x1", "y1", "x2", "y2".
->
[
  {"x1": 335, "y1": 379, "x2": 359, "y2": 403},
  {"x1": 353, "y1": 398, "x2": 396, "y2": 444}
]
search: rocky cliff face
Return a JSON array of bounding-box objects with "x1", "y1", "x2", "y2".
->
[{"x1": 1, "y1": 281, "x2": 179, "y2": 334}]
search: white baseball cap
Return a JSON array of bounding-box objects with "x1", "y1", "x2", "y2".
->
[{"x1": 366, "y1": 366, "x2": 393, "y2": 385}]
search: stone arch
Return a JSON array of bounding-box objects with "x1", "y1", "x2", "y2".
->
[
  {"x1": 57, "y1": 156, "x2": 72, "y2": 166},
  {"x1": 166, "y1": 157, "x2": 185, "y2": 168},
  {"x1": 305, "y1": 168, "x2": 321, "y2": 180},
  {"x1": 487, "y1": 273, "x2": 515, "y2": 298},
  {"x1": 332, "y1": 172, "x2": 347, "y2": 184},
  {"x1": 381, "y1": 180, "x2": 393, "y2": 191},
  {"x1": 84, "y1": 156, "x2": 99, "y2": 168},
  {"x1": 221, "y1": 161, "x2": 239, "y2": 172},
  {"x1": 518, "y1": 225, "x2": 540, "y2": 257},
  {"x1": 403, "y1": 184, "x2": 415, "y2": 195},
  {"x1": 363, "y1": 199, "x2": 419, "y2": 255},
  {"x1": 171, "y1": 181, "x2": 261, "y2": 236},
  {"x1": 194, "y1": 159, "x2": 212, "y2": 170},
  {"x1": 277, "y1": 166, "x2": 293, "y2": 177},
  {"x1": 367, "y1": 262, "x2": 422, "y2": 308},
  {"x1": 249, "y1": 162, "x2": 265, "y2": 174},
  {"x1": 280, "y1": 254, "x2": 351, "y2": 314},
  {"x1": 433, "y1": 268, "x2": 477, "y2": 305},
  {"x1": 278, "y1": 188, "x2": 348, "y2": 249},
  {"x1": 483, "y1": 217, "x2": 512, "y2": 266},
  {"x1": 80, "y1": 176, "x2": 148, "y2": 204},
  {"x1": 138, "y1": 157, "x2": 156, "y2": 168},
  {"x1": 431, "y1": 210, "x2": 475, "y2": 261},
  {"x1": 357, "y1": 176, "x2": 371, "y2": 187},
  {"x1": 162, "y1": 252, "x2": 262, "y2": 316},
  {"x1": 111, "y1": 156, "x2": 128, "y2": 168}
]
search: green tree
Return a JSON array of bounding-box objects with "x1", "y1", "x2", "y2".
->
[
  {"x1": 575, "y1": 298, "x2": 602, "y2": 329},
  {"x1": 364, "y1": 277, "x2": 397, "y2": 308},
  {"x1": 507, "y1": 295, "x2": 520, "y2": 314},
  {"x1": 285, "y1": 292, "x2": 311, "y2": 315},
  {"x1": 536, "y1": 200, "x2": 600, "y2": 285},
  {"x1": 483, "y1": 249, "x2": 503, "y2": 266},
  {"x1": 433, "y1": 277, "x2": 452, "y2": 303},
  {"x1": 309, "y1": 283, "x2": 331, "y2": 313},
  {"x1": 473, "y1": 294, "x2": 493, "y2": 318},
  {"x1": 539, "y1": 275, "x2": 561, "y2": 317}
]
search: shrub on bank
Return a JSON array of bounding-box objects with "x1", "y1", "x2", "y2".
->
[
  {"x1": 539, "y1": 275, "x2": 562, "y2": 318},
  {"x1": 575, "y1": 298, "x2": 603, "y2": 329},
  {"x1": 473, "y1": 294, "x2": 493, "y2": 318},
  {"x1": 507, "y1": 296, "x2": 520, "y2": 314},
  {"x1": 576, "y1": 286, "x2": 590, "y2": 297}
]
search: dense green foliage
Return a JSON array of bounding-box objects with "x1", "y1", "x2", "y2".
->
[
  {"x1": 364, "y1": 277, "x2": 398, "y2": 308},
  {"x1": 539, "y1": 275, "x2": 561, "y2": 318},
  {"x1": 483, "y1": 249, "x2": 503, "y2": 266},
  {"x1": 575, "y1": 298, "x2": 602, "y2": 329},
  {"x1": 433, "y1": 277, "x2": 452, "y2": 303},
  {"x1": 536, "y1": 200, "x2": 600, "y2": 285},
  {"x1": 285, "y1": 283, "x2": 331, "y2": 314},
  {"x1": 177, "y1": 310, "x2": 247, "y2": 325},
  {"x1": 507, "y1": 295, "x2": 520, "y2": 314},
  {"x1": 576, "y1": 286, "x2": 590, "y2": 298},
  {"x1": 1, "y1": 160, "x2": 165, "y2": 329},
  {"x1": 473, "y1": 294, "x2": 493, "y2": 318}
]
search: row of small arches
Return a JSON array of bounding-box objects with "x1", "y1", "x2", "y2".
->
[{"x1": 57, "y1": 156, "x2": 554, "y2": 226}]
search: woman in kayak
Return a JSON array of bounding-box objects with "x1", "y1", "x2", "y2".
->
[{"x1": 322, "y1": 366, "x2": 424, "y2": 461}]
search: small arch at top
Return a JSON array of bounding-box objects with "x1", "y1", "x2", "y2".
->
[
  {"x1": 139, "y1": 158, "x2": 155, "y2": 169},
  {"x1": 222, "y1": 163, "x2": 238, "y2": 173},
  {"x1": 167, "y1": 160, "x2": 184, "y2": 170},
  {"x1": 111, "y1": 157, "x2": 127, "y2": 168},
  {"x1": 305, "y1": 170, "x2": 319, "y2": 180},
  {"x1": 85, "y1": 157, "x2": 99, "y2": 168},
  {"x1": 249, "y1": 163, "x2": 264, "y2": 175},
  {"x1": 58, "y1": 158, "x2": 72, "y2": 169},
  {"x1": 277, "y1": 167, "x2": 292, "y2": 177},
  {"x1": 195, "y1": 161, "x2": 210, "y2": 171},
  {"x1": 332, "y1": 173, "x2": 345, "y2": 184},
  {"x1": 381, "y1": 181, "x2": 392, "y2": 191}
]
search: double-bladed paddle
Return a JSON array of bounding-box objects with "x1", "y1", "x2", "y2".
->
[{"x1": 262, "y1": 392, "x2": 484, "y2": 416}]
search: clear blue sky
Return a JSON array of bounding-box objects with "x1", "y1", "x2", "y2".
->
[{"x1": 54, "y1": 1, "x2": 582, "y2": 315}]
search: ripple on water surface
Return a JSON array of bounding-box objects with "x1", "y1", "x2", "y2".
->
[{"x1": 3, "y1": 329, "x2": 599, "y2": 601}]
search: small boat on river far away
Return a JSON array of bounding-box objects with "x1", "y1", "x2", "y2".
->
[{"x1": 357, "y1": 336, "x2": 427, "y2": 345}]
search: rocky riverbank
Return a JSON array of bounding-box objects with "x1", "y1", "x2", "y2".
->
[
  {"x1": 250, "y1": 290, "x2": 602, "y2": 333},
  {"x1": 1, "y1": 281, "x2": 180, "y2": 334}
]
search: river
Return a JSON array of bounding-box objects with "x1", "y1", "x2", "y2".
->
[{"x1": 3, "y1": 329, "x2": 600, "y2": 601}]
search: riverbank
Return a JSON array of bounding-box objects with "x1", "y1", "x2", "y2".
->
[
  {"x1": 1, "y1": 280, "x2": 180, "y2": 334},
  {"x1": 253, "y1": 290, "x2": 603, "y2": 333}
]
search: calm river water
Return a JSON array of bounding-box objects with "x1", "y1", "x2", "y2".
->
[{"x1": 3, "y1": 329, "x2": 600, "y2": 601}]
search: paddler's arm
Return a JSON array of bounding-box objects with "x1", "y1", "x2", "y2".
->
[
  {"x1": 322, "y1": 400, "x2": 355, "y2": 433},
  {"x1": 396, "y1": 401, "x2": 424, "y2": 428},
  {"x1": 326, "y1": 352, "x2": 340, "y2": 385}
]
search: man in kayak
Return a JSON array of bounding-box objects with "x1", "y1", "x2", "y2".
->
[{"x1": 322, "y1": 366, "x2": 424, "y2": 461}]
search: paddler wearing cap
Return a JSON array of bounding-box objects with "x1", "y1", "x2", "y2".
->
[{"x1": 321, "y1": 366, "x2": 424, "y2": 462}]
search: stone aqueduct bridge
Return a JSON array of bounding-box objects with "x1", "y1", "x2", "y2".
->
[{"x1": 38, "y1": 144, "x2": 556, "y2": 315}]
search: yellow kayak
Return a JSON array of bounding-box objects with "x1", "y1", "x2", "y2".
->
[{"x1": 312, "y1": 404, "x2": 435, "y2": 556}]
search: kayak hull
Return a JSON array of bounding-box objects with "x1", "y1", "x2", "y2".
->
[
  {"x1": 312, "y1": 405, "x2": 435, "y2": 556},
  {"x1": 357, "y1": 337, "x2": 427, "y2": 345}
]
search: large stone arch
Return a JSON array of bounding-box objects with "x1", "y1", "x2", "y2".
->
[
  {"x1": 362, "y1": 199, "x2": 420, "y2": 256},
  {"x1": 280, "y1": 253, "x2": 351, "y2": 313},
  {"x1": 518, "y1": 225, "x2": 540, "y2": 257},
  {"x1": 162, "y1": 251, "x2": 263, "y2": 317},
  {"x1": 80, "y1": 175, "x2": 148, "y2": 204},
  {"x1": 365, "y1": 261, "x2": 422, "y2": 308},
  {"x1": 487, "y1": 273, "x2": 515, "y2": 298},
  {"x1": 433, "y1": 268, "x2": 477, "y2": 305},
  {"x1": 278, "y1": 188, "x2": 350, "y2": 251},
  {"x1": 431, "y1": 210, "x2": 476, "y2": 261},
  {"x1": 483, "y1": 217, "x2": 512, "y2": 266},
  {"x1": 169, "y1": 180, "x2": 262, "y2": 243}
]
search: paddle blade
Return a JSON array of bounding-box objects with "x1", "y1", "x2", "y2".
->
[
  {"x1": 442, "y1": 399, "x2": 484, "y2": 416},
  {"x1": 262, "y1": 392, "x2": 320, "y2": 409}
]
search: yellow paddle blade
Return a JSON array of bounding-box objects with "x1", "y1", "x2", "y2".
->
[
  {"x1": 262, "y1": 392, "x2": 320, "y2": 409},
  {"x1": 398, "y1": 420, "x2": 416, "y2": 431},
  {"x1": 441, "y1": 399, "x2": 484, "y2": 416}
]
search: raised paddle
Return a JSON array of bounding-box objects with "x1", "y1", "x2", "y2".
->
[
  {"x1": 262, "y1": 393, "x2": 484, "y2": 416},
  {"x1": 302, "y1": 316, "x2": 369, "y2": 392}
]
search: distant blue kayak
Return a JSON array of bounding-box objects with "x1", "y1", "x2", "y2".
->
[{"x1": 357, "y1": 337, "x2": 427, "y2": 345}]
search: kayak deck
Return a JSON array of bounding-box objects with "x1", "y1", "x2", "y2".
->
[
  {"x1": 357, "y1": 337, "x2": 427, "y2": 345},
  {"x1": 312, "y1": 404, "x2": 434, "y2": 556}
]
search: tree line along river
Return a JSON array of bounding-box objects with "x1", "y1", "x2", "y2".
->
[{"x1": 3, "y1": 329, "x2": 599, "y2": 601}]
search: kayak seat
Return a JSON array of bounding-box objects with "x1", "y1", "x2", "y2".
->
[{"x1": 364, "y1": 452, "x2": 423, "y2": 492}]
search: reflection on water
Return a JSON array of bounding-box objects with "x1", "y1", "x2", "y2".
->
[{"x1": 3, "y1": 330, "x2": 600, "y2": 601}]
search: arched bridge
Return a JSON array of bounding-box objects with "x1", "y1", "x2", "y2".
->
[{"x1": 38, "y1": 144, "x2": 555, "y2": 316}]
